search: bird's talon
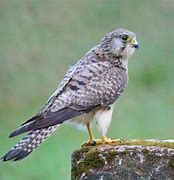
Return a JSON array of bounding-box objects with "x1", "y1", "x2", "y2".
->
[
  {"x1": 81, "y1": 139, "x2": 97, "y2": 147},
  {"x1": 91, "y1": 140, "x2": 97, "y2": 146},
  {"x1": 117, "y1": 138, "x2": 123, "y2": 143}
]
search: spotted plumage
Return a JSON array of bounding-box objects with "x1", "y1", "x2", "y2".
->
[
  {"x1": 1, "y1": 28, "x2": 138, "y2": 161},
  {"x1": 2, "y1": 125, "x2": 59, "y2": 161}
]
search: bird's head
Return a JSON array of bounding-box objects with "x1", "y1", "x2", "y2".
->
[{"x1": 100, "y1": 28, "x2": 138, "y2": 60}]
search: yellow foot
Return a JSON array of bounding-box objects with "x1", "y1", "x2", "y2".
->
[
  {"x1": 81, "y1": 136, "x2": 123, "y2": 147},
  {"x1": 94, "y1": 136, "x2": 123, "y2": 145}
]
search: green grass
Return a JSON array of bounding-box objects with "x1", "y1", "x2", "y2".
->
[{"x1": 0, "y1": 0, "x2": 174, "y2": 179}]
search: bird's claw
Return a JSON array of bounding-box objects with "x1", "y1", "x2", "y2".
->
[
  {"x1": 81, "y1": 140, "x2": 97, "y2": 147},
  {"x1": 82, "y1": 137, "x2": 123, "y2": 147}
]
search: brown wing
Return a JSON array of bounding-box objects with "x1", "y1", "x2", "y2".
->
[
  {"x1": 9, "y1": 56, "x2": 127, "y2": 138},
  {"x1": 9, "y1": 106, "x2": 96, "y2": 138}
]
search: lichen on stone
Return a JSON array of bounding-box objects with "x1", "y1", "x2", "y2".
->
[{"x1": 83, "y1": 149, "x2": 105, "y2": 169}]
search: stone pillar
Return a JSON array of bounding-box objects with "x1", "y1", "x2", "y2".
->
[{"x1": 71, "y1": 140, "x2": 174, "y2": 180}]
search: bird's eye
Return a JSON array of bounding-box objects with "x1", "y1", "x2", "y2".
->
[{"x1": 121, "y1": 34, "x2": 129, "y2": 42}]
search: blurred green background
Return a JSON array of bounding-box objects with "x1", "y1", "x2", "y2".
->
[{"x1": 0, "y1": 0, "x2": 174, "y2": 179}]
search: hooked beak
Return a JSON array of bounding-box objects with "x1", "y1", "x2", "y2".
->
[{"x1": 130, "y1": 39, "x2": 139, "y2": 49}]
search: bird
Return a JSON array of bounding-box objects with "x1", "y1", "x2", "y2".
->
[{"x1": 1, "y1": 28, "x2": 138, "y2": 161}]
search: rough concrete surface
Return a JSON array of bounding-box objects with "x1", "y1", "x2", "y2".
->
[{"x1": 71, "y1": 140, "x2": 174, "y2": 180}]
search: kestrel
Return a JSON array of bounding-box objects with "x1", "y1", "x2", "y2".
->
[{"x1": 1, "y1": 28, "x2": 138, "y2": 161}]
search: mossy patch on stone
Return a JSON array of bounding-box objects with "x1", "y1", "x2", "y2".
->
[
  {"x1": 71, "y1": 147, "x2": 105, "y2": 179},
  {"x1": 99, "y1": 139, "x2": 174, "y2": 149},
  {"x1": 106, "y1": 150, "x2": 117, "y2": 163},
  {"x1": 72, "y1": 146, "x2": 92, "y2": 162},
  {"x1": 72, "y1": 161, "x2": 88, "y2": 179},
  {"x1": 168, "y1": 155, "x2": 174, "y2": 169},
  {"x1": 83, "y1": 149, "x2": 105, "y2": 169}
]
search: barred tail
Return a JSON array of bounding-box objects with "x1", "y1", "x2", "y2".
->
[{"x1": 1, "y1": 125, "x2": 59, "y2": 161}]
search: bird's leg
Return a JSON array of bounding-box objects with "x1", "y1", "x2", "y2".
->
[
  {"x1": 81, "y1": 122, "x2": 96, "y2": 146},
  {"x1": 82, "y1": 122, "x2": 122, "y2": 147},
  {"x1": 86, "y1": 122, "x2": 95, "y2": 142}
]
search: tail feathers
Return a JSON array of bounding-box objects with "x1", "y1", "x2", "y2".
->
[{"x1": 1, "y1": 125, "x2": 59, "y2": 161}]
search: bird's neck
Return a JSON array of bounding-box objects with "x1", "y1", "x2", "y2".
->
[
  {"x1": 92, "y1": 46, "x2": 128, "y2": 71},
  {"x1": 110, "y1": 57, "x2": 128, "y2": 71}
]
